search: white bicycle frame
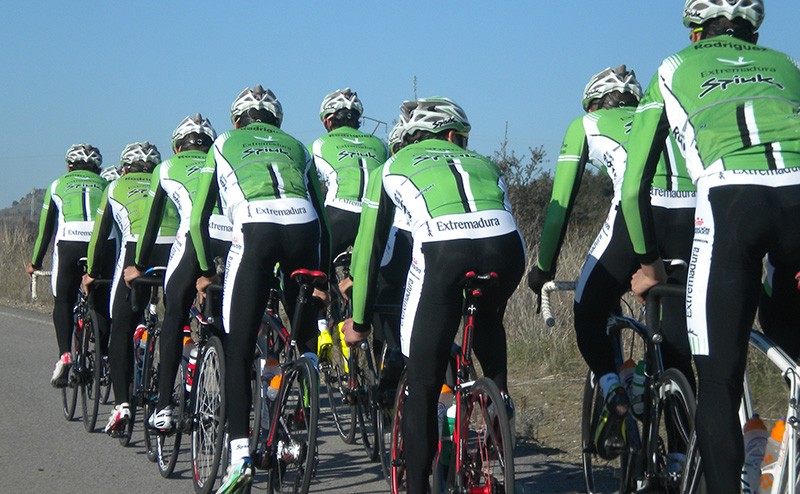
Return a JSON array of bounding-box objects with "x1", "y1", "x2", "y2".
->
[{"x1": 740, "y1": 330, "x2": 800, "y2": 494}]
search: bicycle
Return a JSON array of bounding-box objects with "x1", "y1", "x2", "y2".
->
[
  {"x1": 680, "y1": 329, "x2": 800, "y2": 494},
  {"x1": 251, "y1": 268, "x2": 326, "y2": 494},
  {"x1": 391, "y1": 271, "x2": 515, "y2": 494},
  {"x1": 541, "y1": 278, "x2": 696, "y2": 494}
]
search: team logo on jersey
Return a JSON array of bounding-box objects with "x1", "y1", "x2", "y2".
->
[
  {"x1": 699, "y1": 72, "x2": 784, "y2": 98},
  {"x1": 341, "y1": 137, "x2": 363, "y2": 145},
  {"x1": 717, "y1": 56, "x2": 754, "y2": 67},
  {"x1": 242, "y1": 146, "x2": 290, "y2": 159},
  {"x1": 337, "y1": 150, "x2": 377, "y2": 161},
  {"x1": 252, "y1": 136, "x2": 275, "y2": 142},
  {"x1": 187, "y1": 165, "x2": 201, "y2": 176}
]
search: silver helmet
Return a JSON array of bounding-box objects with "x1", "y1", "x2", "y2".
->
[
  {"x1": 582, "y1": 65, "x2": 642, "y2": 111},
  {"x1": 120, "y1": 141, "x2": 161, "y2": 169},
  {"x1": 387, "y1": 113, "x2": 409, "y2": 154},
  {"x1": 230, "y1": 84, "x2": 283, "y2": 126},
  {"x1": 319, "y1": 88, "x2": 364, "y2": 121},
  {"x1": 171, "y1": 113, "x2": 217, "y2": 150},
  {"x1": 65, "y1": 144, "x2": 102, "y2": 167},
  {"x1": 403, "y1": 97, "x2": 471, "y2": 137},
  {"x1": 100, "y1": 166, "x2": 121, "y2": 181},
  {"x1": 683, "y1": 0, "x2": 764, "y2": 29}
]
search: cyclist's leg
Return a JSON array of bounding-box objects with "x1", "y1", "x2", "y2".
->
[
  {"x1": 652, "y1": 204, "x2": 696, "y2": 392},
  {"x1": 51, "y1": 241, "x2": 85, "y2": 356},
  {"x1": 92, "y1": 239, "x2": 116, "y2": 357},
  {"x1": 108, "y1": 241, "x2": 139, "y2": 408},
  {"x1": 326, "y1": 206, "x2": 360, "y2": 260},
  {"x1": 758, "y1": 254, "x2": 800, "y2": 359}
]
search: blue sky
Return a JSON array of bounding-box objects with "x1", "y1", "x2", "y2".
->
[{"x1": 2, "y1": 1, "x2": 798, "y2": 208}]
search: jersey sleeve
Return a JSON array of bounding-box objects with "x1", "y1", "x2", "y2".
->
[
  {"x1": 30, "y1": 181, "x2": 57, "y2": 268},
  {"x1": 134, "y1": 166, "x2": 167, "y2": 269},
  {"x1": 86, "y1": 188, "x2": 114, "y2": 278},
  {"x1": 536, "y1": 117, "x2": 589, "y2": 274},
  {"x1": 621, "y1": 72, "x2": 670, "y2": 263},
  {"x1": 350, "y1": 165, "x2": 395, "y2": 331},
  {"x1": 190, "y1": 150, "x2": 219, "y2": 276}
]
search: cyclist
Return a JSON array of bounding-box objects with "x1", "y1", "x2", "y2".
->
[
  {"x1": 189, "y1": 85, "x2": 330, "y2": 493},
  {"x1": 82, "y1": 141, "x2": 179, "y2": 436},
  {"x1": 26, "y1": 144, "x2": 111, "y2": 387},
  {"x1": 527, "y1": 65, "x2": 696, "y2": 458},
  {"x1": 123, "y1": 114, "x2": 230, "y2": 431},
  {"x1": 343, "y1": 97, "x2": 525, "y2": 494},
  {"x1": 621, "y1": 1, "x2": 800, "y2": 490}
]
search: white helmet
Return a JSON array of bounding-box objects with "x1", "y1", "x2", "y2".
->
[
  {"x1": 683, "y1": 0, "x2": 764, "y2": 29},
  {"x1": 65, "y1": 144, "x2": 102, "y2": 167},
  {"x1": 582, "y1": 65, "x2": 642, "y2": 111},
  {"x1": 387, "y1": 114, "x2": 409, "y2": 154},
  {"x1": 120, "y1": 141, "x2": 161, "y2": 169},
  {"x1": 172, "y1": 113, "x2": 217, "y2": 150},
  {"x1": 230, "y1": 84, "x2": 283, "y2": 126},
  {"x1": 319, "y1": 88, "x2": 364, "y2": 121},
  {"x1": 100, "y1": 166, "x2": 121, "y2": 181},
  {"x1": 404, "y1": 97, "x2": 471, "y2": 137}
]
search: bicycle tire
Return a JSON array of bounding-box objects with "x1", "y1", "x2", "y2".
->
[
  {"x1": 390, "y1": 370, "x2": 408, "y2": 494},
  {"x1": 354, "y1": 348, "x2": 379, "y2": 461},
  {"x1": 376, "y1": 395, "x2": 394, "y2": 485},
  {"x1": 192, "y1": 335, "x2": 226, "y2": 494},
  {"x1": 654, "y1": 368, "x2": 696, "y2": 493},
  {"x1": 581, "y1": 370, "x2": 633, "y2": 494},
  {"x1": 61, "y1": 321, "x2": 80, "y2": 421},
  {"x1": 142, "y1": 326, "x2": 160, "y2": 462},
  {"x1": 267, "y1": 356, "x2": 319, "y2": 494},
  {"x1": 156, "y1": 356, "x2": 184, "y2": 478},
  {"x1": 453, "y1": 377, "x2": 514, "y2": 494},
  {"x1": 323, "y1": 342, "x2": 356, "y2": 444},
  {"x1": 81, "y1": 310, "x2": 101, "y2": 432},
  {"x1": 250, "y1": 355, "x2": 265, "y2": 456},
  {"x1": 679, "y1": 430, "x2": 708, "y2": 494}
]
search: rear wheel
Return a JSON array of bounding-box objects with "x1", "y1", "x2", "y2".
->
[
  {"x1": 390, "y1": 371, "x2": 408, "y2": 494},
  {"x1": 656, "y1": 369, "x2": 697, "y2": 493},
  {"x1": 324, "y1": 330, "x2": 356, "y2": 444},
  {"x1": 376, "y1": 398, "x2": 394, "y2": 485},
  {"x1": 142, "y1": 328, "x2": 160, "y2": 462},
  {"x1": 192, "y1": 336, "x2": 226, "y2": 494},
  {"x1": 157, "y1": 358, "x2": 184, "y2": 477},
  {"x1": 61, "y1": 322, "x2": 80, "y2": 421},
  {"x1": 353, "y1": 347, "x2": 379, "y2": 461},
  {"x1": 81, "y1": 310, "x2": 102, "y2": 432},
  {"x1": 267, "y1": 356, "x2": 319, "y2": 494}
]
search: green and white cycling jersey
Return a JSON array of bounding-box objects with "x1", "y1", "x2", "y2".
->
[
  {"x1": 309, "y1": 126, "x2": 388, "y2": 212},
  {"x1": 134, "y1": 150, "x2": 231, "y2": 268},
  {"x1": 350, "y1": 139, "x2": 518, "y2": 328},
  {"x1": 87, "y1": 172, "x2": 179, "y2": 277},
  {"x1": 190, "y1": 122, "x2": 329, "y2": 274},
  {"x1": 622, "y1": 35, "x2": 800, "y2": 260},
  {"x1": 31, "y1": 169, "x2": 108, "y2": 268}
]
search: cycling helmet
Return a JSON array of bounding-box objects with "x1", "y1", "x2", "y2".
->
[
  {"x1": 230, "y1": 84, "x2": 283, "y2": 126},
  {"x1": 683, "y1": 0, "x2": 764, "y2": 29},
  {"x1": 403, "y1": 97, "x2": 471, "y2": 136},
  {"x1": 582, "y1": 65, "x2": 642, "y2": 112},
  {"x1": 319, "y1": 88, "x2": 364, "y2": 121},
  {"x1": 65, "y1": 144, "x2": 102, "y2": 167},
  {"x1": 120, "y1": 141, "x2": 161, "y2": 170},
  {"x1": 100, "y1": 166, "x2": 121, "y2": 181},
  {"x1": 172, "y1": 113, "x2": 217, "y2": 150},
  {"x1": 387, "y1": 114, "x2": 408, "y2": 154}
]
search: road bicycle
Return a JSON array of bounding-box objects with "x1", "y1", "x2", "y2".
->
[
  {"x1": 251, "y1": 268, "x2": 326, "y2": 494},
  {"x1": 541, "y1": 279, "x2": 696, "y2": 494},
  {"x1": 391, "y1": 271, "x2": 515, "y2": 494},
  {"x1": 680, "y1": 328, "x2": 800, "y2": 494}
]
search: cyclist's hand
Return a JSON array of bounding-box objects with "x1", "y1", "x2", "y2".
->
[
  {"x1": 338, "y1": 277, "x2": 353, "y2": 303},
  {"x1": 631, "y1": 259, "x2": 667, "y2": 304},
  {"x1": 342, "y1": 318, "x2": 369, "y2": 347},
  {"x1": 24, "y1": 262, "x2": 35, "y2": 277},
  {"x1": 123, "y1": 265, "x2": 143, "y2": 288},
  {"x1": 81, "y1": 273, "x2": 95, "y2": 295},
  {"x1": 196, "y1": 275, "x2": 216, "y2": 303},
  {"x1": 526, "y1": 266, "x2": 553, "y2": 296}
]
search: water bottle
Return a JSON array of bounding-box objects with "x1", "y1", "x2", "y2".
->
[
  {"x1": 630, "y1": 360, "x2": 646, "y2": 416},
  {"x1": 134, "y1": 324, "x2": 147, "y2": 382},
  {"x1": 759, "y1": 418, "x2": 786, "y2": 493},
  {"x1": 619, "y1": 359, "x2": 636, "y2": 391},
  {"x1": 437, "y1": 385, "x2": 454, "y2": 442},
  {"x1": 742, "y1": 414, "x2": 768, "y2": 494},
  {"x1": 185, "y1": 345, "x2": 198, "y2": 392},
  {"x1": 267, "y1": 375, "x2": 282, "y2": 402},
  {"x1": 443, "y1": 402, "x2": 456, "y2": 466}
]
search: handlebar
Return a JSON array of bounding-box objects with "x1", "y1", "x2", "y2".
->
[
  {"x1": 540, "y1": 281, "x2": 577, "y2": 327},
  {"x1": 130, "y1": 266, "x2": 167, "y2": 313}
]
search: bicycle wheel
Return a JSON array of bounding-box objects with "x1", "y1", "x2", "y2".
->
[
  {"x1": 390, "y1": 370, "x2": 409, "y2": 494},
  {"x1": 581, "y1": 370, "x2": 633, "y2": 494},
  {"x1": 267, "y1": 355, "x2": 319, "y2": 494},
  {"x1": 679, "y1": 430, "x2": 708, "y2": 494},
  {"x1": 156, "y1": 358, "x2": 184, "y2": 478},
  {"x1": 653, "y1": 368, "x2": 696, "y2": 493},
  {"x1": 353, "y1": 348, "x2": 379, "y2": 461},
  {"x1": 323, "y1": 341, "x2": 356, "y2": 444},
  {"x1": 142, "y1": 327, "x2": 160, "y2": 462},
  {"x1": 81, "y1": 311, "x2": 101, "y2": 432},
  {"x1": 377, "y1": 396, "x2": 395, "y2": 485},
  {"x1": 118, "y1": 379, "x2": 137, "y2": 447},
  {"x1": 61, "y1": 323, "x2": 80, "y2": 421},
  {"x1": 192, "y1": 335, "x2": 226, "y2": 494}
]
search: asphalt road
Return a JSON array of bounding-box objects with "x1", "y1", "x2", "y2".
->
[{"x1": 0, "y1": 304, "x2": 591, "y2": 494}]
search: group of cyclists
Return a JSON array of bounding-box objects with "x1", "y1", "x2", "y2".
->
[{"x1": 25, "y1": 1, "x2": 800, "y2": 492}]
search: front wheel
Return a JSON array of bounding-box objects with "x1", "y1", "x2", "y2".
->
[
  {"x1": 390, "y1": 371, "x2": 408, "y2": 494},
  {"x1": 267, "y1": 356, "x2": 319, "y2": 494},
  {"x1": 191, "y1": 336, "x2": 226, "y2": 494}
]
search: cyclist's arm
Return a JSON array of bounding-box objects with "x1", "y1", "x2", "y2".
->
[
  {"x1": 30, "y1": 182, "x2": 57, "y2": 269},
  {"x1": 536, "y1": 117, "x2": 589, "y2": 275},
  {"x1": 350, "y1": 166, "x2": 394, "y2": 332},
  {"x1": 133, "y1": 165, "x2": 166, "y2": 270},
  {"x1": 86, "y1": 189, "x2": 113, "y2": 278},
  {"x1": 621, "y1": 72, "x2": 670, "y2": 265},
  {"x1": 305, "y1": 149, "x2": 331, "y2": 276},
  {"x1": 189, "y1": 150, "x2": 218, "y2": 276}
]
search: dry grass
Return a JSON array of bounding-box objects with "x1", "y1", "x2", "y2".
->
[{"x1": 0, "y1": 221, "x2": 51, "y2": 308}]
